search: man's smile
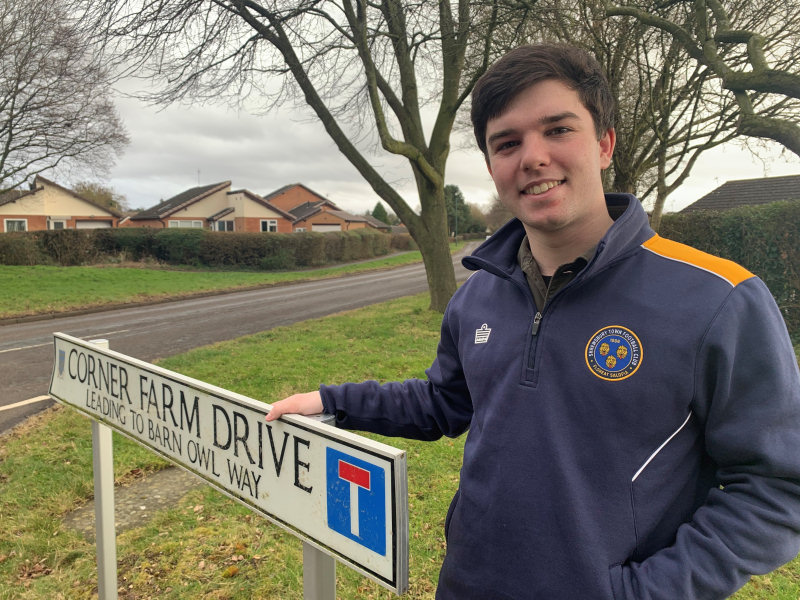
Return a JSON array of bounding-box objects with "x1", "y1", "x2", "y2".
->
[{"x1": 523, "y1": 179, "x2": 565, "y2": 196}]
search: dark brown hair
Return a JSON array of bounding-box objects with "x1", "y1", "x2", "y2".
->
[{"x1": 471, "y1": 43, "x2": 615, "y2": 156}]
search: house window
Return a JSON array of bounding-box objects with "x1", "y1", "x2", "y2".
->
[
  {"x1": 49, "y1": 220, "x2": 67, "y2": 230},
  {"x1": 261, "y1": 219, "x2": 278, "y2": 232},
  {"x1": 295, "y1": 227, "x2": 306, "y2": 232},
  {"x1": 168, "y1": 220, "x2": 203, "y2": 228},
  {"x1": 4, "y1": 219, "x2": 27, "y2": 232},
  {"x1": 214, "y1": 220, "x2": 234, "y2": 232}
]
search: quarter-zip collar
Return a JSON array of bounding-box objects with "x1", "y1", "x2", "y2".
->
[{"x1": 463, "y1": 193, "x2": 653, "y2": 281}]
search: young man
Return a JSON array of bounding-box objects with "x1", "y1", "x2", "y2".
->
[{"x1": 267, "y1": 44, "x2": 800, "y2": 599}]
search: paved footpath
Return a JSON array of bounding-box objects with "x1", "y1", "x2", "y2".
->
[{"x1": 63, "y1": 466, "x2": 203, "y2": 541}]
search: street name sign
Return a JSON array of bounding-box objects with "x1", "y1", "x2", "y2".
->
[{"x1": 48, "y1": 332, "x2": 409, "y2": 594}]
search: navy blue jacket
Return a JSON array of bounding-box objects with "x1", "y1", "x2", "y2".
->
[{"x1": 321, "y1": 194, "x2": 800, "y2": 599}]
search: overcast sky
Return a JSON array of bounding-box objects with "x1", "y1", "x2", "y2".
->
[{"x1": 106, "y1": 93, "x2": 800, "y2": 217}]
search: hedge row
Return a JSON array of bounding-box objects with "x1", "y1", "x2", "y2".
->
[
  {"x1": 0, "y1": 227, "x2": 412, "y2": 270},
  {"x1": 0, "y1": 203, "x2": 795, "y2": 335},
  {"x1": 660, "y1": 200, "x2": 799, "y2": 338}
]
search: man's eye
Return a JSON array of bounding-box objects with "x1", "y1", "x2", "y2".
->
[
  {"x1": 548, "y1": 127, "x2": 571, "y2": 136},
  {"x1": 495, "y1": 140, "x2": 519, "y2": 152}
]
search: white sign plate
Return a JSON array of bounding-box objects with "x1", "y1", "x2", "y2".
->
[{"x1": 48, "y1": 332, "x2": 408, "y2": 594}]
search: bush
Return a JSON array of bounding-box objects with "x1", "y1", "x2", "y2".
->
[
  {"x1": 259, "y1": 248, "x2": 297, "y2": 271},
  {"x1": 293, "y1": 232, "x2": 328, "y2": 267},
  {"x1": 93, "y1": 227, "x2": 158, "y2": 261},
  {"x1": 34, "y1": 230, "x2": 99, "y2": 266},
  {"x1": 390, "y1": 233, "x2": 417, "y2": 251},
  {"x1": 152, "y1": 228, "x2": 206, "y2": 265},
  {"x1": 0, "y1": 226, "x2": 397, "y2": 271},
  {"x1": 661, "y1": 200, "x2": 799, "y2": 339},
  {"x1": 0, "y1": 232, "x2": 46, "y2": 265}
]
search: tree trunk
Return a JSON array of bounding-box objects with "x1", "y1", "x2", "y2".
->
[
  {"x1": 649, "y1": 139, "x2": 669, "y2": 233},
  {"x1": 416, "y1": 228, "x2": 458, "y2": 312},
  {"x1": 411, "y1": 177, "x2": 457, "y2": 312},
  {"x1": 650, "y1": 192, "x2": 666, "y2": 232}
]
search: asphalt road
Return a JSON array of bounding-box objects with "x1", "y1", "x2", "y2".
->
[{"x1": 0, "y1": 250, "x2": 476, "y2": 434}]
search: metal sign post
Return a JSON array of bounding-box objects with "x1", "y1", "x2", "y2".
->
[
  {"x1": 49, "y1": 332, "x2": 408, "y2": 598},
  {"x1": 90, "y1": 339, "x2": 117, "y2": 600}
]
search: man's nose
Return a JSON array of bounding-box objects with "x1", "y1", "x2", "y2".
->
[{"x1": 520, "y1": 136, "x2": 549, "y2": 171}]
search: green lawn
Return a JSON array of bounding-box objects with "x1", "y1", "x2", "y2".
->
[
  {"x1": 0, "y1": 252, "x2": 425, "y2": 319},
  {"x1": 1, "y1": 292, "x2": 798, "y2": 598}
]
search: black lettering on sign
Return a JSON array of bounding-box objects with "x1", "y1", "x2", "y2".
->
[
  {"x1": 213, "y1": 404, "x2": 232, "y2": 450},
  {"x1": 293, "y1": 436, "x2": 312, "y2": 493},
  {"x1": 86, "y1": 353, "x2": 97, "y2": 389},
  {"x1": 180, "y1": 391, "x2": 200, "y2": 438},
  {"x1": 137, "y1": 376, "x2": 200, "y2": 438},
  {"x1": 226, "y1": 459, "x2": 261, "y2": 500},
  {"x1": 69, "y1": 349, "x2": 131, "y2": 404},
  {"x1": 258, "y1": 422, "x2": 290, "y2": 477},
  {"x1": 147, "y1": 419, "x2": 183, "y2": 455},
  {"x1": 233, "y1": 411, "x2": 256, "y2": 465},
  {"x1": 187, "y1": 440, "x2": 220, "y2": 477},
  {"x1": 84, "y1": 390, "x2": 127, "y2": 425}
]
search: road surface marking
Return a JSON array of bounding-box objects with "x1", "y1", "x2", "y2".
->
[
  {"x1": 0, "y1": 395, "x2": 51, "y2": 412},
  {"x1": 0, "y1": 329, "x2": 130, "y2": 354}
]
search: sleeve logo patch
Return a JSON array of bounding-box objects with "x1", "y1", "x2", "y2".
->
[
  {"x1": 474, "y1": 323, "x2": 492, "y2": 344},
  {"x1": 585, "y1": 326, "x2": 642, "y2": 381}
]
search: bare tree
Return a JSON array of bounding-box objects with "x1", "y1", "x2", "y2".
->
[
  {"x1": 80, "y1": 0, "x2": 538, "y2": 311},
  {"x1": 606, "y1": 0, "x2": 800, "y2": 158},
  {"x1": 511, "y1": 1, "x2": 754, "y2": 229},
  {"x1": 484, "y1": 194, "x2": 514, "y2": 232},
  {"x1": 0, "y1": 0, "x2": 129, "y2": 194}
]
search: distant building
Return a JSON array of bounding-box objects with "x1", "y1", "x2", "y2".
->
[
  {"x1": 0, "y1": 175, "x2": 122, "y2": 232},
  {"x1": 680, "y1": 174, "x2": 800, "y2": 213},
  {"x1": 122, "y1": 181, "x2": 294, "y2": 232},
  {"x1": 362, "y1": 214, "x2": 392, "y2": 232},
  {"x1": 263, "y1": 183, "x2": 387, "y2": 233},
  {"x1": 262, "y1": 183, "x2": 335, "y2": 215},
  {"x1": 122, "y1": 180, "x2": 390, "y2": 234}
]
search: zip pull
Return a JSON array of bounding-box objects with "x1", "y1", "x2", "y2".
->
[{"x1": 531, "y1": 312, "x2": 543, "y2": 336}]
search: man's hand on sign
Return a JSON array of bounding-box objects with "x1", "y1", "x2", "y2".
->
[{"x1": 265, "y1": 391, "x2": 324, "y2": 422}]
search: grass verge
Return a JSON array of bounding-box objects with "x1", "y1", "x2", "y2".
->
[
  {"x1": 0, "y1": 293, "x2": 457, "y2": 599},
  {"x1": 0, "y1": 292, "x2": 798, "y2": 598},
  {"x1": 0, "y1": 251, "x2": 426, "y2": 320}
]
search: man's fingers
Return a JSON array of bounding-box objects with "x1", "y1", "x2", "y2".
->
[{"x1": 266, "y1": 391, "x2": 323, "y2": 421}]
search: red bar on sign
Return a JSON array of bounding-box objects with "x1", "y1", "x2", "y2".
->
[{"x1": 338, "y1": 460, "x2": 371, "y2": 489}]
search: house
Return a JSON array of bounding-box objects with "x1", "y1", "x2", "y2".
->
[
  {"x1": 680, "y1": 174, "x2": 800, "y2": 213},
  {"x1": 289, "y1": 201, "x2": 373, "y2": 232},
  {"x1": 363, "y1": 214, "x2": 392, "y2": 232},
  {"x1": 261, "y1": 183, "x2": 336, "y2": 214},
  {"x1": 122, "y1": 181, "x2": 294, "y2": 232},
  {"x1": 263, "y1": 183, "x2": 388, "y2": 232},
  {"x1": 0, "y1": 175, "x2": 122, "y2": 232}
]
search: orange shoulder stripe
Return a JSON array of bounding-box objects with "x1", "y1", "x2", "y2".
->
[{"x1": 642, "y1": 235, "x2": 754, "y2": 287}]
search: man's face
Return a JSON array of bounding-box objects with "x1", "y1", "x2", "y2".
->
[{"x1": 485, "y1": 79, "x2": 615, "y2": 239}]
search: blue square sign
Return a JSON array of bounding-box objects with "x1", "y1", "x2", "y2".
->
[{"x1": 326, "y1": 447, "x2": 386, "y2": 555}]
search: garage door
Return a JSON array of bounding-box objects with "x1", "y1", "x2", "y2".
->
[
  {"x1": 76, "y1": 220, "x2": 113, "y2": 229},
  {"x1": 312, "y1": 224, "x2": 342, "y2": 232}
]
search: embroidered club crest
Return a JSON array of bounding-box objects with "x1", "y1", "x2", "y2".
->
[
  {"x1": 474, "y1": 323, "x2": 492, "y2": 344},
  {"x1": 585, "y1": 326, "x2": 642, "y2": 381}
]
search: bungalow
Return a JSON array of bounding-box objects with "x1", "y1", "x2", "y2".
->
[
  {"x1": 680, "y1": 174, "x2": 800, "y2": 212},
  {"x1": 289, "y1": 201, "x2": 372, "y2": 232},
  {"x1": 122, "y1": 181, "x2": 294, "y2": 232},
  {"x1": 0, "y1": 175, "x2": 122, "y2": 232},
  {"x1": 262, "y1": 183, "x2": 336, "y2": 214},
  {"x1": 263, "y1": 183, "x2": 389, "y2": 232},
  {"x1": 363, "y1": 214, "x2": 392, "y2": 232}
]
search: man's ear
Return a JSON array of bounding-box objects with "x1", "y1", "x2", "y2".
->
[{"x1": 599, "y1": 128, "x2": 616, "y2": 169}]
